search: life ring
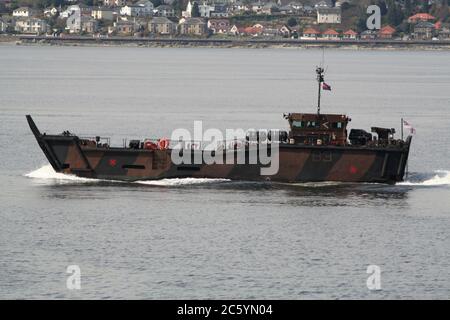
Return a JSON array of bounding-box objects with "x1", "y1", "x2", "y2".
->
[
  {"x1": 144, "y1": 141, "x2": 157, "y2": 150},
  {"x1": 158, "y1": 138, "x2": 169, "y2": 150}
]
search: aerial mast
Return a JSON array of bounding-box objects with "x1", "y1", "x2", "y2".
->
[{"x1": 316, "y1": 66, "x2": 324, "y2": 115}]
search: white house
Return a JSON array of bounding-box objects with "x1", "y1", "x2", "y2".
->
[
  {"x1": 66, "y1": 10, "x2": 82, "y2": 33},
  {"x1": 229, "y1": 24, "x2": 241, "y2": 36},
  {"x1": 155, "y1": 5, "x2": 175, "y2": 18},
  {"x1": 102, "y1": 0, "x2": 126, "y2": 6},
  {"x1": 44, "y1": 7, "x2": 59, "y2": 17},
  {"x1": 60, "y1": 5, "x2": 92, "y2": 18},
  {"x1": 15, "y1": 18, "x2": 49, "y2": 34},
  {"x1": 66, "y1": 10, "x2": 99, "y2": 33},
  {"x1": 182, "y1": 1, "x2": 217, "y2": 18},
  {"x1": 317, "y1": 7, "x2": 341, "y2": 24},
  {"x1": 60, "y1": 6, "x2": 76, "y2": 18},
  {"x1": 12, "y1": 7, "x2": 36, "y2": 18},
  {"x1": 92, "y1": 7, "x2": 115, "y2": 20},
  {"x1": 120, "y1": 2, "x2": 154, "y2": 17}
]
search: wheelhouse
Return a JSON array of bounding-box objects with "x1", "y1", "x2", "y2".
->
[{"x1": 285, "y1": 113, "x2": 350, "y2": 146}]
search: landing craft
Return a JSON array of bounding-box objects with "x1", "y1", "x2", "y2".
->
[{"x1": 26, "y1": 68, "x2": 412, "y2": 184}]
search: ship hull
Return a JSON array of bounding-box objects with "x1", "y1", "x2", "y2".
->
[{"x1": 27, "y1": 117, "x2": 411, "y2": 184}]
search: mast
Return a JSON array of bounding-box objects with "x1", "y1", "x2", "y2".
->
[
  {"x1": 401, "y1": 118, "x2": 404, "y2": 140},
  {"x1": 316, "y1": 67, "x2": 324, "y2": 115}
]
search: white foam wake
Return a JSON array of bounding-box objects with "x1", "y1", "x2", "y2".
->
[
  {"x1": 24, "y1": 165, "x2": 450, "y2": 187},
  {"x1": 25, "y1": 165, "x2": 229, "y2": 186},
  {"x1": 136, "y1": 178, "x2": 230, "y2": 186},
  {"x1": 25, "y1": 164, "x2": 95, "y2": 182},
  {"x1": 399, "y1": 170, "x2": 450, "y2": 186}
]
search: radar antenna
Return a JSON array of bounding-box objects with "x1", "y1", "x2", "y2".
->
[{"x1": 316, "y1": 66, "x2": 325, "y2": 115}]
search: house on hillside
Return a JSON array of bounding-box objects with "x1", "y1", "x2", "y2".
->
[
  {"x1": 408, "y1": 13, "x2": 435, "y2": 24},
  {"x1": 92, "y1": 7, "x2": 115, "y2": 20},
  {"x1": 80, "y1": 17, "x2": 98, "y2": 33},
  {"x1": 438, "y1": 24, "x2": 450, "y2": 40},
  {"x1": 241, "y1": 25, "x2": 264, "y2": 37},
  {"x1": 229, "y1": 24, "x2": 241, "y2": 36},
  {"x1": 208, "y1": 19, "x2": 230, "y2": 34},
  {"x1": 148, "y1": 16, "x2": 177, "y2": 35},
  {"x1": 251, "y1": 1, "x2": 265, "y2": 14},
  {"x1": 14, "y1": 18, "x2": 49, "y2": 34},
  {"x1": 279, "y1": 25, "x2": 299, "y2": 38},
  {"x1": 313, "y1": 0, "x2": 333, "y2": 8},
  {"x1": 103, "y1": 0, "x2": 126, "y2": 7},
  {"x1": 413, "y1": 21, "x2": 436, "y2": 40},
  {"x1": 155, "y1": 5, "x2": 175, "y2": 18},
  {"x1": 60, "y1": 4, "x2": 92, "y2": 18},
  {"x1": 120, "y1": 1, "x2": 154, "y2": 17},
  {"x1": 44, "y1": 7, "x2": 59, "y2": 17},
  {"x1": 360, "y1": 30, "x2": 377, "y2": 40},
  {"x1": 378, "y1": 25, "x2": 396, "y2": 39},
  {"x1": 67, "y1": 11, "x2": 99, "y2": 34},
  {"x1": 302, "y1": 27, "x2": 321, "y2": 39},
  {"x1": 108, "y1": 20, "x2": 136, "y2": 35},
  {"x1": 13, "y1": 7, "x2": 37, "y2": 18},
  {"x1": 317, "y1": 7, "x2": 341, "y2": 24},
  {"x1": 342, "y1": 29, "x2": 358, "y2": 40},
  {"x1": 322, "y1": 28, "x2": 339, "y2": 40},
  {"x1": 179, "y1": 17, "x2": 207, "y2": 36}
]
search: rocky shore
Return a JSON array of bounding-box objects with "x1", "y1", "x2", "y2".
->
[{"x1": 5, "y1": 34, "x2": 450, "y2": 50}]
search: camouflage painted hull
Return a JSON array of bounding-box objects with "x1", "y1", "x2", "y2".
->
[{"x1": 27, "y1": 116, "x2": 412, "y2": 184}]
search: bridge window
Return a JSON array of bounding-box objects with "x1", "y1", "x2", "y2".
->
[
  {"x1": 332, "y1": 122, "x2": 343, "y2": 129},
  {"x1": 292, "y1": 121, "x2": 304, "y2": 128}
]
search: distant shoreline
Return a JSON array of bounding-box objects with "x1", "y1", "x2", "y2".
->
[{"x1": 3, "y1": 35, "x2": 450, "y2": 50}]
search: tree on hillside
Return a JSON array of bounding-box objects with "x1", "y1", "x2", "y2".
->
[
  {"x1": 0, "y1": 2, "x2": 6, "y2": 14},
  {"x1": 437, "y1": 2, "x2": 449, "y2": 22},
  {"x1": 172, "y1": 0, "x2": 185, "y2": 16},
  {"x1": 404, "y1": 0, "x2": 413, "y2": 17},
  {"x1": 287, "y1": 17, "x2": 297, "y2": 27},
  {"x1": 356, "y1": 17, "x2": 367, "y2": 32},
  {"x1": 386, "y1": 0, "x2": 404, "y2": 26},
  {"x1": 421, "y1": 0, "x2": 431, "y2": 12},
  {"x1": 341, "y1": 2, "x2": 350, "y2": 10},
  {"x1": 191, "y1": 2, "x2": 200, "y2": 17},
  {"x1": 377, "y1": 0, "x2": 388, "y2": 16},
  {"x1": 152, "y1": 0, "x2": 163, "y2": 7}
]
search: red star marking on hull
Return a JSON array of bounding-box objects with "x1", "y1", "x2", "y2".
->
[
  {"x1": 109, "y1": 159, "x2": 117, "y2": 167},
  {"x1": 349, "y1": 165, "x2": 358, "y2": 174}
]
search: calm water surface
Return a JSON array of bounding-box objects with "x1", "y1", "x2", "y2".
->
[{"x1": 0, "y1": 44, "x2": 449, "y2": 299}]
